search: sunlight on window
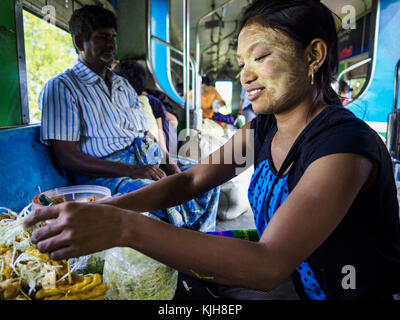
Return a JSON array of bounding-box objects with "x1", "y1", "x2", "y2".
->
[
  {"x1": 23, "y1": 10, "x2": 77, "y2": 124},
  {"x1": 215, "y1": 81, "x2": 233, "y2": 114}
]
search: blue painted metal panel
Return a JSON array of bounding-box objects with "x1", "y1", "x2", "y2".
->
[
  {"x1": 348, "y1": 0, "x2": 400, "y2": 123},
  {"x1": 0, "y1": 125, "x2": 69, "y2": 212},
  {"x1": 150, "y1": 0, "x2": 188, "y2": 106}
]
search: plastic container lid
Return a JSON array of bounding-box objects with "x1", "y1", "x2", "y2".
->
[{"x1": 32, "y1": 185, "x2": 111, "y2": 211}]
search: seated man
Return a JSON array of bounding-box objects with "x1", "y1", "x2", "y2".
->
[
  {"x1": 112, "y1": 60, "x2": 178, "y2": 155},
  {"x1": 38, "y1": 5, "x2": 220, "y2": 232}
]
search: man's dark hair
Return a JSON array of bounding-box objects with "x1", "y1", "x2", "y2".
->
[
  {"x1": 113, "y1": 60, "x2": 147, "y2": 94},
  {"x1": 238, "y1": 0, "x2": 341, "y2": 107},
  {"x1": 202, "y1": 76, "x2": 211, "y2": 86},
  {"x1": 339, "y1": 80, "x2": 350, "y2": 93},
  {"x1": 69, "y1": 5, "x2": 117, "y2": 41}
]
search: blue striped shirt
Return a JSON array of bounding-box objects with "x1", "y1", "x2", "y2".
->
[{"x1": 39, "y1": 59, "x2": 150, "y2": 158}]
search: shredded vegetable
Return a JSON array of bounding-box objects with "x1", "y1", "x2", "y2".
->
[{"x1": 102, "y1": 247, "x2": 178, "y2": 300}]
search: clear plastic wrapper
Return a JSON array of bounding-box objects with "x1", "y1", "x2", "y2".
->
[
  {"x1": 102, "y1": 247, "x2": 178, "y2": 300},
  {"x1": 69, "y1": 251, "x2": 107, "y2": 275}
]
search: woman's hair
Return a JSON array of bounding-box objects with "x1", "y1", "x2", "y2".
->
[
  {"x1": 238, "y1": 0, "x2": 342, "y2": 106},
  {"x1": 112, "y1": 60, "x2": 147, "y2": 95},
  {"x1": 69, "y1": 5, "x2": 117, "y2": 42}
]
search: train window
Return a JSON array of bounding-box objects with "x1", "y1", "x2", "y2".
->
[
  {"x1": 334, "y1": 0, "x2": 375, "y2": 104},
  {"x1": 23, "y1": 10, "x2": 77, "y2": 124},
  {"x1": 215, "y1": 80, "x2": 233, "y2": 114}
]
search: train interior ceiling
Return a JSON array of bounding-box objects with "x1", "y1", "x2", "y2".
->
[{"x1": 21, "y1": 0, "x2": 374, "y2": 113}]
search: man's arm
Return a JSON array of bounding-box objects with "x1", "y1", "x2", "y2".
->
[
  {"x1": 154, "y1": 118, "x2": 180, "y2": 175},
  {"x1": 50, "y1": 140, "x2": 167, "y2": 181},
  {"x1": 165, "y1": 112, "x2": 178, "y2": 129}
]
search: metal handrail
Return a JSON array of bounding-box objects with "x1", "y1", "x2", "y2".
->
[
  {"x1": 386, "y1": 58, "x2": 400, "y2": 157},
  {"x1": 392, "y1": 59, "x2": 400, "y2": 114},
  {"x1": 336, "y1": 58, "x2": 372, "y2": 82},
  {"x1": 151, "y1": 35, "x2": 196, "y2": 73},
  {"x1": 194, "y1": 0, "x2": 237, "y2": 120},
  {"x1": 146, "y1": 1, "x2": 188, "y2": 105}
]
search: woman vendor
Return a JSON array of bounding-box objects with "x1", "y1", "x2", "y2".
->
[{"x1": 25, "y1": 0, "x2": 400, "y2": 300}]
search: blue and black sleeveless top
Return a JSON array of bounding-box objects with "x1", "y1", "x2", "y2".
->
[{"x1": 248, "y1": 105, "x2": 400, "y2": 300}]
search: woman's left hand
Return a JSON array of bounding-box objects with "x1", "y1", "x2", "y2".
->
[{"x1": 24, "y1": 202, "x2": 127, "y2": 260}]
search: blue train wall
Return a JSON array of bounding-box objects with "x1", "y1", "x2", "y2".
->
[{"x1": 348, "y1": 0, "x2": 400, "y2": 138}]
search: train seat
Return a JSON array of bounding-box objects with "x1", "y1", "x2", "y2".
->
[{"x1": 0, "y1": 125, "x2": 70, "y2": 212}]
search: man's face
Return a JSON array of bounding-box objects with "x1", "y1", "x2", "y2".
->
[
  {"x1": 201, "y1": 83, "x2": 209, "y2": 95},
  {"x1": 80, "y1": 27, "x2": 117, "y2": 66}
]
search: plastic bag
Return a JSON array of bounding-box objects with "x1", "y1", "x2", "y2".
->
[
  {"x1": 102, "y1": 247, "x2": 178, "y2": 300},
  {"x1": 69, "y1": 250, "x2": 107, "y2": 275}
]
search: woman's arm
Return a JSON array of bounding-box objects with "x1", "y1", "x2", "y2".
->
[
  {"x1": 105, "y1": 122, "x2": 254, "y2": 212},
  {"x1": 24, "y1": 153, "x2": 374, "y2": 291}
]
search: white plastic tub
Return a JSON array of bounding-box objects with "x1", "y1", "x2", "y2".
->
[{"x1": 32, "y1": 185, "x2": 111, "y2": 211}]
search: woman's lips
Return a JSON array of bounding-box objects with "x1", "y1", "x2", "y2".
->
[{"x1": 247, "y1": 88, "x2": 265, "y2": 101}]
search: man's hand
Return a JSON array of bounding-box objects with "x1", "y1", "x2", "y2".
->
[
  {"x1": 126, "y1": 164, "x2": 167, "y2": 180},
  {"x1": 50, "y1": 140, "x2": 167, "y2": 181},
  {"x1": 24, "y1": 202, "x2": 128, "y2": 260},
  {"x1": 164, "y1": 163, "x2": 181, "y2": 176}
]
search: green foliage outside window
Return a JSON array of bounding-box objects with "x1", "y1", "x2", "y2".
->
[{"x1": 23, "y1": 10, "x2": 77, "y2": 124}]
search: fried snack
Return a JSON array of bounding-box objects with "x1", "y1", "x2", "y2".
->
[
  {"x1": 44, "y1": 283, "x2": 108, "y2": 300},
  {"x1": 0, "y1": 214, "x2": 14, "y2": 222},
  {"x1": 0, "y1": 244, "x2": 9, "y2": 255},
  {"x1": 0, "y1": 249, "x2": 14, "y2": 279},
  {"x1": 50, "y1": 196, "x2": 67, "y2": 204},
  {"x1": 25, "y1": 248, "x2": 69, "y2": 277},
  {"x1": 35, "y1": 273, "x2": 103, "y2": 300},
  {"x1": 1, "y1": 209, "x2": 108, "y2": 300},
  {"x1": 86, "y1": 195, "x2": 100, "y2": 202},
  {"x1": 0, "y1": 279, "x2": 21, "y2": 299}
]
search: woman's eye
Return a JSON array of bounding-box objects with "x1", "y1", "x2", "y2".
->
[{"x1": 255, "y1": 54, "x2": 269, "y2": 62}]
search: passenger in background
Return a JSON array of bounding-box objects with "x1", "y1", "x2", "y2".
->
[
  {"x1": 190, "y1": 76, "x2": 235, "y2": 126},
  {"x1": 144, "y1": 87, "x2": 181, "y2": 128},
  {"x1": 38, "y1": 5, "x2": 220, "y2": 232},
  {"x1": 339, "y1": 79, "x2": 353, "y2": 106},
  {"x1": 112, "y1": 59, "x2": 179, "y2": 156},
  {"x1": 239, "y1": 86, "x2": 257, "y2": 123}
]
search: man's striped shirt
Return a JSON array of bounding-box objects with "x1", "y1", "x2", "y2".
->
[{"x1": 39, "y1": 59, "x2": 150, "y2": 158}]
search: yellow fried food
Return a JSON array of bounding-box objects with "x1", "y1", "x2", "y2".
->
[
  {"x1": 35, "y1": 273, "x2": 103, "y2": 299},
  {"x1": 25, "y1": 248, "x2": 69, "y2": 276},
  {"x1": 44, "y1": 283, "x2": 108, "y2": 300},
  {"x1": 0, "y1": 249, "x2": 14, "y2": 279},
  {"x1": 0, "y1": 279, "x2": 21, "y2": 299},
  {"x1": 0, "y1": 214, "x2": 14, "y2": 221}
]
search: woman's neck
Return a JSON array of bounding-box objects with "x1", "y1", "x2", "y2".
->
[{"x1": 274, "y1": 98, "x2": 327, "y2": 141}]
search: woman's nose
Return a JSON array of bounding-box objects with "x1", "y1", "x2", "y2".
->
[{"x1": 240, "y1": 65, "x2": 257, "y2": 85}]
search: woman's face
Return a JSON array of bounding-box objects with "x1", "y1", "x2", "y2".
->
[{"x1": 237, "y1": 23, "x2": 310, "y2": 115}]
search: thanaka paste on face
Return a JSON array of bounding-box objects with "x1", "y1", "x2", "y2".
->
[{"x1": 237, "y1": 23, "x2": 309, "y2": 114}]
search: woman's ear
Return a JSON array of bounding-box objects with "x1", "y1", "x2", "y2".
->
[{"x1": 306, "y1": 38, "x2": 328, "y2": 73}]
